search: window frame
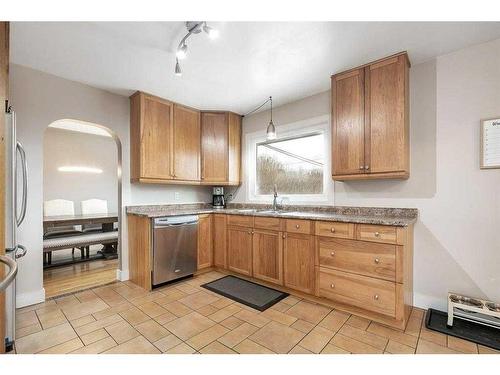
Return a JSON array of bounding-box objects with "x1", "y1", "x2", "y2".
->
[{"x1": 245, "y1": 115, "x2": 333, "y2": 204}]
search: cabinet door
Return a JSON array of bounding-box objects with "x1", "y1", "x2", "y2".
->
[
  {"x1": 133, "y1": 93, "x2": 173, "y2": 180},
  {"x1": 201, "y1": 112, "x2": 228, "y2": 183},
  {"x1": 283, "y1": 233, "x2": 315, "y2": 294},
  {"x1": 228, "y1": 113, "x2": 242, "y2": 185},
  {"x1": 227, "y1": 226, "x2": 253, "y2": 276},
  {"x1": 332, "y1": 68, "x2": 365, "y2": 176},
  {"x1": 173, "y1": 104, "x2": 201, "y2": 181},
  {"x1": 365, "y1": 55, "x2": 408, "y2": 174},
  {"x1": 213, "y1": 214, "x2": 227, "y2": 268},
  {"x1": 252, "y1": 229, "x2": 283, "y2": 285},
  {"x1": 197, "y1": 214, "x2": 213, "y2": 269}
]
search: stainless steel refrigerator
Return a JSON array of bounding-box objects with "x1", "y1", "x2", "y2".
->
[{"x1": 4, "y1": 105, "x2": 28, "y2": 351}]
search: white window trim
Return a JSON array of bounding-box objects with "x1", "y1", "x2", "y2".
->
[{"x1": 245, "y1": 115, "x2": 333, "y2": 205}]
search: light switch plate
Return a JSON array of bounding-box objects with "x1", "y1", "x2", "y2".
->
[{"x1": 174, "y1": 192, "x2": 180, "y2": 201}]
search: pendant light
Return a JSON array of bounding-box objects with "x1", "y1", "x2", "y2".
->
[
  {"x1": 243, "y1": 96, "x2": 277, "y2": 140},
  {"x1": 266, "y1": 96, "x2": 276, "y2": 140}
]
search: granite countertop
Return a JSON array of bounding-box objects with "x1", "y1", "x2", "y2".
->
[{"x1": 126, "y1": 203, "x2": 418, "y2": 227}]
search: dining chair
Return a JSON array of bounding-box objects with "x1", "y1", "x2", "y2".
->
[
  {"x1": 80, "y1": 199, "x2": 108, "y2": 233},
  {"x1": 43, "y1": 199, "x2": 83, "y2": 262}
]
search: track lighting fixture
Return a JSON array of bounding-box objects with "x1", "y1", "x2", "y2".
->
[
  {"x1": 175, "y1": 59, "x2": 182, "y2": 76},
  {"x1": 176, "y1": 43, "x2": 187, "y2": 60},
  {"x1": 174, "y1": 22, "x2": 218, "y2": 76}
]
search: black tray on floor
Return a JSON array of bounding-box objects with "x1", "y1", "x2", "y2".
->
[{"x1": 425, "y1": 308, "x2": 500, "y2": 351}]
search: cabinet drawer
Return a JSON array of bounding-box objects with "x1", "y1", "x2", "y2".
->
[
  {"x1": 286, "y1": 219, "x2": 312, "y2": 234},
  {"x1": 318, "y1": 238, "x2": 396, "y2": 281},
  {"x1": 227, "y1": 215, "x2": 254, "y2": 227},
  {"x1": 356, "y1": 224, "x2": 398, "y2": 244},
  {"x1": 315, "y1": 221, "x2": 354, "y2": 239},
  {"x1": 254, "y1": 216, "x2": 282, "y2": 231},
  {"x1": 319, "y1": 268, "x2": 396, "y2": 317}
]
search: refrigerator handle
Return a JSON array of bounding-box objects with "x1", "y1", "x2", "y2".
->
[
  {"x1": 15, "y1": 244, "x2": 28, "y2": 259},
  {"x1": 16, "y1": 140, "x2": 28, "y2": 226}
]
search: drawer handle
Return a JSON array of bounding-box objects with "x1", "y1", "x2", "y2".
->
[
  {"x1": 374, "y1": 232, "x2": 380, "y2": 237},
  {"x1": 330, "y1": 228, "x2": 335, "y2": 233},
  {"x1": 295, "y1": 224, "x2": 300, "y2": 229},
  {"x1": 374, "y1": 294, "x2": 379, "y2": 300},
  {"x1": 330, "y1": 252, "x2": 335, "y2": 257},
  {"x1": 374, "y1": 258, "x2": 380, "y2": 264},
  {"x1": 330, "y1": 284, "x2": 335, "y2": 289}
]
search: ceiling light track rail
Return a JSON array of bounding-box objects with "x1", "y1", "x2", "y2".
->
[{"x1": 175, "y1": 21, "x2": 219, "y2": 76}]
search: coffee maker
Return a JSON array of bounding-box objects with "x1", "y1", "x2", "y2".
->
[{"x1": 212, "y1": 187, "x2": 226, "y2": 209}]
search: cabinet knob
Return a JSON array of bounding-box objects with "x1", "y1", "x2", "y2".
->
[
  {"x1": 282, "y1": 235, "x2": 286, "y2": 239},
  {"x1": 374, "y1": 232, "x2": 380, "y2": 237},
  {"x1": 359, "y1": 166, "x2": 364, "y2": 170},
  {"x1": 247, "y1": 230, "x2": 251, "y2": 234},
  {"x1": 330, "y1": 227, "x2": 335, "y2": 233},
  {"x1": 295, "y1": 224, "x2": 300, "y2": 229},
  {"x1": 365, "y1": 165, "x2": 370, "y2": 170},
  {"x1": 374, "y1": 294, "x2": 379, "y2": 300},
  {"x1": 374, "y1": 258, "x2": 380, "y2": 264},
  {"x1": 330, "y1": 284, "x2": 335, "y2": 289},
  {"x1": 330, "y1": 252, "x2": 335, "y2": 257}
]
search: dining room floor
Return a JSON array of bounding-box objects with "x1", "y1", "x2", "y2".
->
[
  {"x1": 14, "y1": 270, "x2": 499, "y2": 354},
  {"x1": 43, "y1": 248, "x2": 118, "y2": 298}
]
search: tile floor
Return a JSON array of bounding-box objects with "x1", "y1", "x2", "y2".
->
[{"x1": 13, "y1": 271, "x2": 499, "y2": 354}]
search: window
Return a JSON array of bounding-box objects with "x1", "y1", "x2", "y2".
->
[
  {"x1": 246, "y1": 115, "x2": 331, "y2": 203},
  {"x1": 256, "y1": 133, "x2": 324, "y2": 195}
]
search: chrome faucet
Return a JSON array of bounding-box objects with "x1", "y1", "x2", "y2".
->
[{"x1": 272, "y1": 184, "x2": 278, "y2": 211}]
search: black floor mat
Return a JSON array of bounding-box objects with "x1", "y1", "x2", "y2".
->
[
  {"x1": 201, "y1": 275, "x2": 289, "y2": 311},
  {"x1": 425, "y1": 308, "x2": 500, "y2": 351}
]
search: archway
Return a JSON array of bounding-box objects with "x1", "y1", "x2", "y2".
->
[{"x1": 42, "y1": 119, "x2": 123, "y2": 296}]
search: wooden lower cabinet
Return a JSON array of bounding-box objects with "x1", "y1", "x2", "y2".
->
[
  {"x1": 227, "y1": 226, "x2": 253, "y2": 276},
  {"x1": 283, "y1": 233, "x2": 316, "y2": 294},
  {"x1": 213, "y1": 214, "x2": 227, "y2": 268},
  {"x1": 319, "y1": 267, "x2": 396, "y2": 317},
  {"x1": 252, "y1": 229, "x2": 283, "y2": 285},
  {"x1": 197, "y1": 214, "x2": 213, "y2": 270}
]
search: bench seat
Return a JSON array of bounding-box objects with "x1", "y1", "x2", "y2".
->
[{"x1": 43, "y1": 231, "x2": 118, "y2": 252}]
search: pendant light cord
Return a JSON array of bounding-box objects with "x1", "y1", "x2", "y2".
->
[{"x1": 242, "y1": 96, "x2": 272, "y2": 118}]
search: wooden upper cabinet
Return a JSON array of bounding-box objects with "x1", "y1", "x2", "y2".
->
[
  {"x1": 366, "y1": 56, "x2": 408, "y2": 174},
  {"x1": 201, "y1": 112, "x2": 228, "y2": 183},
  {"x1": 130, "y1": 92, "x2": 242, "y2": 185},
  {"x1": 332, "y1": 68, "x2": 365, "y2": 176},
  {"x1": 332, "y1": 52, "x2": 410, "y2": 181},
  {"x1": 173, "y1": 104, "x2": 201, "y2": 181},
  {"x1": 130, "y1": 92, "x2": 173, "y2": 181},
  {"x1": 200, "y1": 111, "x2": 242, "y2": 185}
]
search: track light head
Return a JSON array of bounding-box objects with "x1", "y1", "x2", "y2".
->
[
  {"x1": 203, "y1": 24, "x2": 219, "y2": 39},
  {"x1": 175, "y1": 59, "x2": 182, "y2": 76},
  {"x1": 176, "y1": 43, "x2": 188, "y2": 60}
]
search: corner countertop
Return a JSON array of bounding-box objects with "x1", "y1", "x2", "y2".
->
[{"x1": 126, "y1": 203, "x2": 418, "y2": 227}]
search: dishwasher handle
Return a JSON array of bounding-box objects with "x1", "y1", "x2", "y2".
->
[{"x1": 153, "y1": 215, "x2": 199, "y2": 228}]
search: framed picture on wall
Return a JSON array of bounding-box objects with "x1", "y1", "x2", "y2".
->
[{"x1": 480, "y1": 117, "x2": 500, "y2": 169}]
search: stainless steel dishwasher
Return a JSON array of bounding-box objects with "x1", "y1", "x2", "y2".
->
[{"x1": 152, "y1": 215, "x2": 198, "y2": 286}]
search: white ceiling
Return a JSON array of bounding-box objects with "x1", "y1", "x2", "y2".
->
[{"x1": 10, "y1": 22, "x2": 500, "y2": 113}]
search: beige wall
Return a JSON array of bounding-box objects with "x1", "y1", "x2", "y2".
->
[
  {"x1": 10, "y1": 64, "x2": 211, "y2": 306},
  {"x1": 236, "y1": 39, "x2": 500, "y2": 310},
  {"x1": 43, "y1": 128, "x2": 118, "y2": 214}
]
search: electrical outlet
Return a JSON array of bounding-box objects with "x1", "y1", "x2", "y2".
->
[{"x1": 174, "y1": 192, "x2": 180, "y2": 201}]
